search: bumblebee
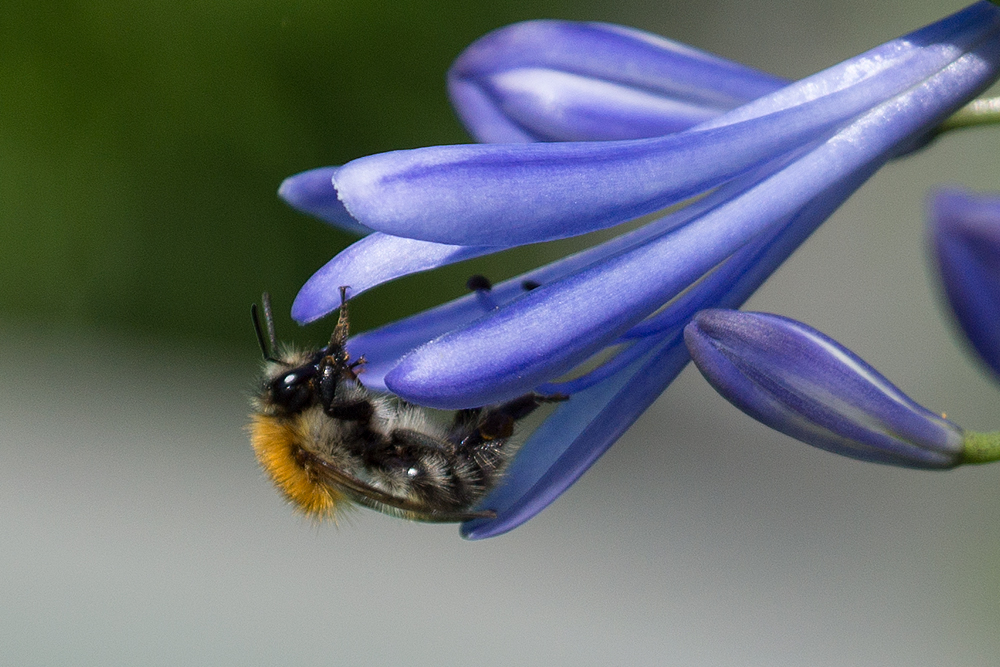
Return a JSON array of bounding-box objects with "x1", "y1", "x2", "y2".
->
[{"x1": 249, "y1": 288, "x2": 562, "y2": 523}]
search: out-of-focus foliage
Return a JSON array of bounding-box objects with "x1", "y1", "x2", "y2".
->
[{"x1": 0, "y1": 0, "x2": 600, "y2": 348}]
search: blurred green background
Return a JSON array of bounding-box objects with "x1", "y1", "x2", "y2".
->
[
  {"x1": 3, "y1": 0, "x2": 968, "y2": 348},
  {"x1": 3, "y1": 0, "x2": 571, "y2": 347},
  {"x1": 2, "y1": 0, "x2": 754, "y2": 348},
  {"x1": 4, "y1": 1, "x2": 1000, "y2": 665}
]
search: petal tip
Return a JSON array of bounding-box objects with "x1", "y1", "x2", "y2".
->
[
  {"x1": 290, "y1": 287, "x2": 335, "y2": 325},
  {"x1": 279, "y1": 165, "x2": 372, "y2": 235}
]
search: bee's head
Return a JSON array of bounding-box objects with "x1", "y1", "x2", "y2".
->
[
  {"x1": 252, "y1": 290, "x2": 357, "y2": 417},
  {"x1": 264, "y1": 359, "x2": 319, "y2": 415},
  {"x1": 252, "y1": 294, "x2": 321, "y2": 416}
]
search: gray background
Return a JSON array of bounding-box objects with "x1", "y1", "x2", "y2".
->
[{"x1": 2, "y1": 0, "x2": 999, "y2": 664}]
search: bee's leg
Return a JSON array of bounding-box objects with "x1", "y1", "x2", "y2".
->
[
  {"x1": 330, "y1": 285, "x2": 351, "y2": 348},
  {"x1": 315, "y1": 356, "x2": 374, "y2": 424},
  {"x1": 323, "y1": 399, "x2": 374, "y2": 423},
  {"x1": 468, "y1": 393, "x2": 568, "y2": 444},
  {"x1": 450, "y1": 406, "x2": 483, "y2": 430},
  {"x1": 441, "y1": 394, "x2": 566, "y2": 503}
]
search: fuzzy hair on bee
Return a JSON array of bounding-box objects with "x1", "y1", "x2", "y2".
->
[{"x1": 248, "y1": 287, "x2": 564, "y2": 523}]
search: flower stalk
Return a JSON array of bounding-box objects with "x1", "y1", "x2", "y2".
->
[
  {"x1": 961, "y1": 430, "x2": 1000, "y2": 463},
  {"x1": 937, "y1": 95, "x2": 1000, "y2": 130}
]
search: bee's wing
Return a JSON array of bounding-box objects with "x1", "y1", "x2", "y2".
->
[{"x1": 311, "y1": 457, "x2": 496, "y2": 523}]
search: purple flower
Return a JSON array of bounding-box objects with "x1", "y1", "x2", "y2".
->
[
  {"x1": 280, "y1": 3, "x2": 1000, "y2": 537},
  {"x1": 929, "y1": 188, "x2": 1000, "y2": 377},
  {"x1": 447, "y1": 19, "x2": 789, "y2": 143},
  {"x1": 684, "y1": 310, "x2": 965, "y2": 468}
]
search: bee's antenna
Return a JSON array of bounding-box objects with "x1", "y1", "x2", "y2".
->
[
  {"x1": 252, "y1": 292, "x2": 279, "y2": 362},
  {"x1": 262, "y1": 292, "x2": 278, "y2": 351}
]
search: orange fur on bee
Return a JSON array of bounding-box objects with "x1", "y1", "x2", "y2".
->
[{"x1": 248, "y1": 413, "x2": 346, "y2": 520}]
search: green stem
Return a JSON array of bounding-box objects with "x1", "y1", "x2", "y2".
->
[
  {"x1": 938, "y1": 97, "x2": 1000, "y2": 132},
  {"x1": 961, "y1": 430, "x2": 1000, "y2": 464}
]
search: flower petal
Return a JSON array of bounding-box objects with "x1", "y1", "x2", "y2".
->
[
  {"x1": 447, "y1": 20, "x2": 789, "y2": 142},
  {"x1": 930, "y1": 188, "x2": 1000, "y2": 377},
  {"x1": 291, "y1": 233, "x2": 496, "y2": 323},
  {"x1": 333, "y1": 116, "x2": 817, "y2": 247},
  {"x1": 470, "y1": 68, "x2": 724, "y2": 140},
  {"x1": 684, "y1": 310, "x2": 964, "y2": 468},
  {"x1": 278, "y1": 166, "x2": 373, "y2": 235},
  {"x1": 335, "y1": 5, "x2": 1000, "y2": 247}
]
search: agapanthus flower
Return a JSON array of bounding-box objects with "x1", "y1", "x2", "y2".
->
[
  {"x1": 929, "y1": 187, "x2": 1000, "y2": 377},
  {"x1": 280, "y1": 3, "x2": 1000, "y2": 538},
  {"x1": 685, "y1": 310, "x2": 965, "y2": 467}
]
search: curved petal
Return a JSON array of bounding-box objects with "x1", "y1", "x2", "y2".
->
[
  {"x1": 332, "y1": 111, "x2": 825, "y2": 246},
  {"x1": 684, "y1": 310, "x2": 964, "y2": 468},
  {"x1": 278, "y1": 166, "x2": 373, "y2": 235},
  {"x1": 387, "y1": 30, "x2": 1000, "y2": 410},
  {"x1": 295, "y1": 2, "x2": 1000, "y2": 325},
  {"x1": 335, "y1": 6, "x2": 1000, "y2": 247},
  {"x1": 447, "y1": 20, "x2": 789, "y2": 142},
  {"x1": 382, "y1": 190, "x2": 792, "y2": 408},
  {"x1": 930, "y1": 188, "x2": 1000, "y2": 377},
  {"x1": 445, "y1": 77, "x2": 538, "y2": 143},
  {"x1": 291, "y1": 233, "x2": 497, "y2": 323}
]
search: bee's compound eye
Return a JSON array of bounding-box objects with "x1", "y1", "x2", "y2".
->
[{"x1": 270, "y1": 367, "x2": 315, "y2": 413}]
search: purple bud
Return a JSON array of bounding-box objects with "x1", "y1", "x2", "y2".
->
[
  {"x1": 930, "y1": 188, "x2": 1000, "y2": 377},
  {"x1": 684, "y1": 310, "x2": 964, "y2": 468}
]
